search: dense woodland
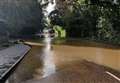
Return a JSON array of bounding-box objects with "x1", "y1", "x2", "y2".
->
[
  {"x1": 0, "y1": 0, "x2": 120, "y2": 44},
  {"x1": 53, "y1": 0, "x2": 120, "y2": 44}
]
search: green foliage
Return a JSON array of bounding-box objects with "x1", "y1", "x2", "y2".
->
[
  {"x1": 53, "y1": 25, "x2": 66, "y2": 38},
  {"x1": 55, "y1": 0, "x2": 120, "y2": 44},
  {"x1": 97, "y1": 16, "x2": 113, "y2": 41}
]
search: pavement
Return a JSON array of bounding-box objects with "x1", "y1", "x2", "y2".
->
[{"x1": 0, "y1": 44, "x2": 31, "y2": 80}]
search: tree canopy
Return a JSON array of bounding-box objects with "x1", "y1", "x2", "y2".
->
[{"x1": 50, "y1": 0, "x2": 120, "y2": 44}]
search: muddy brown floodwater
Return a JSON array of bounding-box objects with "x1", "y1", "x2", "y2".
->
[{"x1": 6, "y1": 41, "x2": 120, "y2": 83}]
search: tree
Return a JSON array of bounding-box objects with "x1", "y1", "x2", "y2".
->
[{"x1": 54, "y1": 0, "x2": 120, "y2": 44}]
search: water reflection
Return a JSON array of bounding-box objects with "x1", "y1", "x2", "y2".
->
[
  {"x1": 7, "y1": 41, "x2": 120, "y2": 83},
  {"x1": 42, "y1": 29, "x2": 56, "y2": 78}
]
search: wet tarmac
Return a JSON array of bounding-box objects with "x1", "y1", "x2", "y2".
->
[{"x1": 6, "y1": 42, "x2": 120, "y2": 83}]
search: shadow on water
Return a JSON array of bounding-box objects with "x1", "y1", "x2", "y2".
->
[{"x1": 53, "y1": 39, "x2": 120, "y2": 49}]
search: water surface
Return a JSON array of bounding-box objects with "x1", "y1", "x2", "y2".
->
[{"x1": 7, "y1": 41, "x2": 120, "y2": 83}]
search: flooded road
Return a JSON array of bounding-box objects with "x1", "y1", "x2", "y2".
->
[
  {"x1": 54, "y1": 44, "x2": 120, "y2": 71},
  {"x1": 7, "y1": 41, "x2": 120, "y2": 83}
]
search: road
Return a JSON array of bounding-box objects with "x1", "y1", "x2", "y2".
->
[{"x1": 0, "y1": 44, "x2": 31, "y2": 82}]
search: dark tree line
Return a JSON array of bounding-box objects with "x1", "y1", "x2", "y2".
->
[
  {"x1": 51, "y1": 0, "x2": 120, "y2": 44},
  {"x1": 0, "y1": 0, "x2": 119, "y2": 44}
]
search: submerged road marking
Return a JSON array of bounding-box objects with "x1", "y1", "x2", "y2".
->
[{"x1": 105, "y1": 71, "x2": 120, "y2": 82}]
